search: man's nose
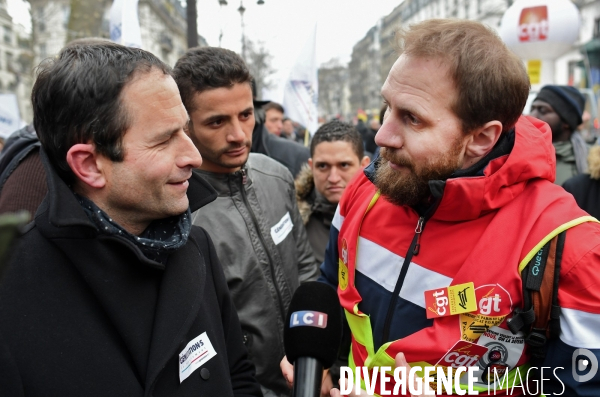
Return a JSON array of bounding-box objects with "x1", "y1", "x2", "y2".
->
[
  {"x1": 228, "y1": 121, "x2": 246, "y2": 142},
  {"x1": 375, "y1": 117, "x2": 404, "y2": 149},
  {"x1": 179, "y1": 133, "x2": 203, "y2": 169},
  {"x1": 328, "y1": 167, "x2": 341, "y2": 183}
]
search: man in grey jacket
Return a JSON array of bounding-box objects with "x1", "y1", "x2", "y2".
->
[{"x1": 173, "y1": 47, "x2": 318, "y2": 397}]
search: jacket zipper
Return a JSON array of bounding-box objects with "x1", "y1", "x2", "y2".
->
[
  {"x1": 381, "y1": 215, "x2": 426, "y2": 344},
  {"x1": 238, "y1": 169, "x2": 288, "y2": 323}
]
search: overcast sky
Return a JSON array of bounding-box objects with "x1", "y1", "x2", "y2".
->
[{"x1": 6, "y1": 0, "x2": 403, "y2": 100}]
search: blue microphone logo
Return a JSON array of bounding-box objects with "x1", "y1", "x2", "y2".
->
[{"x1": 290, "y1": 310, "x2": 328, "y2": 329}]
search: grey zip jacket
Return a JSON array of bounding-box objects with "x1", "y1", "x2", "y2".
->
[{"x1": 192, "y1": 153, "x2": 318, "y2": 396}]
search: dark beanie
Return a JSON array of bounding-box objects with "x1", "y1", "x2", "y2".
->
[{"x1": 534, "y1": 85, "x2": 585, "y2": 131}]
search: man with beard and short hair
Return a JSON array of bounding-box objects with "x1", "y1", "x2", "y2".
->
[
  {"x1": 530, "y1": 85, "x2": 588, "y2": 185},
  {"x1": 173, "y1": 46, "x2": 317, "y2": 397},
  {"x1": 281, "y1": 19, "x2": 600, "y2": 397},
  {"x1": 0, "y1": 42, "x2": 262, "y2": 397}
]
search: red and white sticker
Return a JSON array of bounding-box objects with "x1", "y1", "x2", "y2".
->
[{"x1": 436, "y1": 340, "x2": 490, "y2": 368}]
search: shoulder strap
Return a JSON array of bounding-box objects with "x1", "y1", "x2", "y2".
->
[{"x1": 507, "y1": 231, "x2": 566, "y2": 365}]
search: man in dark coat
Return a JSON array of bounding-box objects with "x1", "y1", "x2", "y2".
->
[
  {"x1": 0, "y1": 42, "x2": 262, "y2": 397},
  {"x1": 251, "y1": 105, "x2": 310, "y2": 178},
  {"x1": 530, "y1": 85, "x2": 588, "y2": 185}
]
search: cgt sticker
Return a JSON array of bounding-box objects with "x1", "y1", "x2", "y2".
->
[
  {"x1": 339, "y1": 238, "x2": 349, "y2": 290},
  {"x1": 459, "y1": 284, "x2": 513, "y2": 342},
  {"x1": 425, "y1": 282, "x2": 477, "y2": 319},
  {"x1": 428, "y1": 340, "x2": 489, "y2": 392}
]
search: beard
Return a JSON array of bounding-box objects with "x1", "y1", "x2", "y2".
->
[
  {"x1": 374, "y1": 138, "x2": 464, "y2": 207},
  {"x1": 200, "y1": 140, "x2": 252, "y2": 169}
]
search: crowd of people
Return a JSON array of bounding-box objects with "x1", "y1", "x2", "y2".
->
[{"x1": 0, "y1": 17, "x2": 600, "y2": 397}]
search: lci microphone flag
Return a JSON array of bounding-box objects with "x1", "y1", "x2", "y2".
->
[
  {"x1": 289, "y1": 310, "x2": 328, "y2": 329},
  {"x1": 282, "y1": 23, "x2": 319, "y2": 136},
  {"x1": 110, "y1": 0, "x2": 143, "y2": 48}
]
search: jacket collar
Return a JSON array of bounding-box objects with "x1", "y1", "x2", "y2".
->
[{"x1": 193, "y1": 155, "x2": 255, "y2": 196}]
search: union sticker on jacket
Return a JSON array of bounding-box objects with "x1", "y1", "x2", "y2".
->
[
  {"x1": 271, "y1": 212, "x2": 293, "y2": 245},
  {"x1": 179, "y1": 332, "x2": 217, "y2": 383}
]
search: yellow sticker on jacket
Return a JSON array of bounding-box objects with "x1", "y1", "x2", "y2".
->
[
  {"x1": 425, "y1": 282, "x2": 477, "y2": 319},
  {"x1": 339, "y1": 239, "x2": 349, "y2": 290}
]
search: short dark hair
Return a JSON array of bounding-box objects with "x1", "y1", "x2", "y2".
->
[
  {"x1": 264, "y1": 101, "x2": 284, "y2": 114},
  {"x1": 32, "y1": 42, "x2": 170, "y2": 183},
  {"x1": 173, "y1": 46, "x2": 253, "y2": 113},
  {"x1": 396, "y1": 19, "x2": 530, "y2": 133},
  {"x1": 310, "y1": 120, "x2": 364, "y2": 159}
]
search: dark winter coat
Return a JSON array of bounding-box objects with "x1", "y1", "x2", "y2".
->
[
  {"x1": 251, "y1": 114, "x2": 309, "y2": 178},
  {"x1": 0, "y1": 150, "x2": 262, "y2": 397},
  {"x1": 563, "y1": 145, "x2": 600, "y2": 219}
]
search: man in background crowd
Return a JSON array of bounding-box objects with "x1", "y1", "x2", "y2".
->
[
  {"x1": 173, "y1": 46, "x2": 317, "y2": 397},
  {"x1": 264, "y1": 102, "x2": 285, "y2": 137},
  {"x1": 251, "y1": 104, "x2": 310, "y2": 177},
  {"x1": 295, "y1": 120, "x2": 369, "y2": 266},
  {"x1": 282, "y1": 117, "x2": 295, "y2": 140},
  {"x1": 530, "y1": 85, "x2": 589, "y2": 185},
  {"x1": 0, "y1": 42, "x2": 261, "y2": 397},
  {"x1": 366, "y1": 118, "x2": 380, "y2": 156}
]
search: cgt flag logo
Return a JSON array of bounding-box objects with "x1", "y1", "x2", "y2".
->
[
  {"x1": 518, "y1": 6, "x2": 548, "y2": 42},
  {"x1": 290, "y1": 310, "x2": 328, "y2": 329}
]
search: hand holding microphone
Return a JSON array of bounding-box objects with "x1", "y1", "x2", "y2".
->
[{"x1": 283, "y1": 281, "x2": 342, "y2": 397}]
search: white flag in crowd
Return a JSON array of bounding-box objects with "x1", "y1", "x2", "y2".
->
[
  {"x1": 0, "y1": 94, "x2": 22, "y2": 139},
  {"x1": 110, "y1": 0, "x2": 143, "y2": 48},
  {"x1": 282, "y1": 24, "x2": 319, "y2": 135}
]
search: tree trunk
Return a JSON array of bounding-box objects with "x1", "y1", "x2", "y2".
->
[{"x1": 66, "y1": 0, "x2": 107, "y2": 43}]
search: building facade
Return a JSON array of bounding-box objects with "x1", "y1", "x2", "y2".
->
[
  {"x1": 348, "y1": 22, "x2": 383, "y2": 120},
  {"x1": 0, "y1": 0, "x2": 207, "y2": 125},
  {"x1": 0, "y1": 0, "x2": 33, "y2": 126},
  {"x1": 318, "y1": 58, "x2": 351, "y2": 121},
  {"x1": 348, "y1": 0, "x2": 600, "y2": 118}
]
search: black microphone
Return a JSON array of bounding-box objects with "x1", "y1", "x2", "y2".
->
[{"x1": 284, "y1": 281, "x2": 342, "y2": 397}]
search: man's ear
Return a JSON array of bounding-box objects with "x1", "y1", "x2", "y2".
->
[
  {"x1": 463, "y1": 120, "x2": 503, "y2": 168},
  {"x1": 66, "y1": 144, "x2": 107, "y2": 189},
  {"x1": 360, "y1": 156, "x2": 370, "y2": 167},
  {"x1": 308, "y1": 157, "x2": 313, "y2": 169}
]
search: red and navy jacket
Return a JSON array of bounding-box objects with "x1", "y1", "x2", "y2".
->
[{"x1": 319, "y1": 116, "x2": 600, "y2": 396}]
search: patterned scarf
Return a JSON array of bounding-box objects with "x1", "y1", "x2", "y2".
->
[{"x1": 76, "y1": 193, "x2": 191, "y2": 266}]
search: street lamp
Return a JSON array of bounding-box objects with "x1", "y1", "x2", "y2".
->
[
  {"x1": 187, "y1": 0, "x2": 198, "y2": 48},
  {"x1": 217, "y1": 0, "x2": 265, "y2": 56},
  {"x1": 238, "y1": 1, "x2": 246, "y2": 60}
]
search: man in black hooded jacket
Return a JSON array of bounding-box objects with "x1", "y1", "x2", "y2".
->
[{"x1": 0, "y1": 42, "x2": 262, "y2": 397}]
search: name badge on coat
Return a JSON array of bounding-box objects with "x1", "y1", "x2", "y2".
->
[{"x1": 271, "y1": 212, "x2": 293, "y2": 245}]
